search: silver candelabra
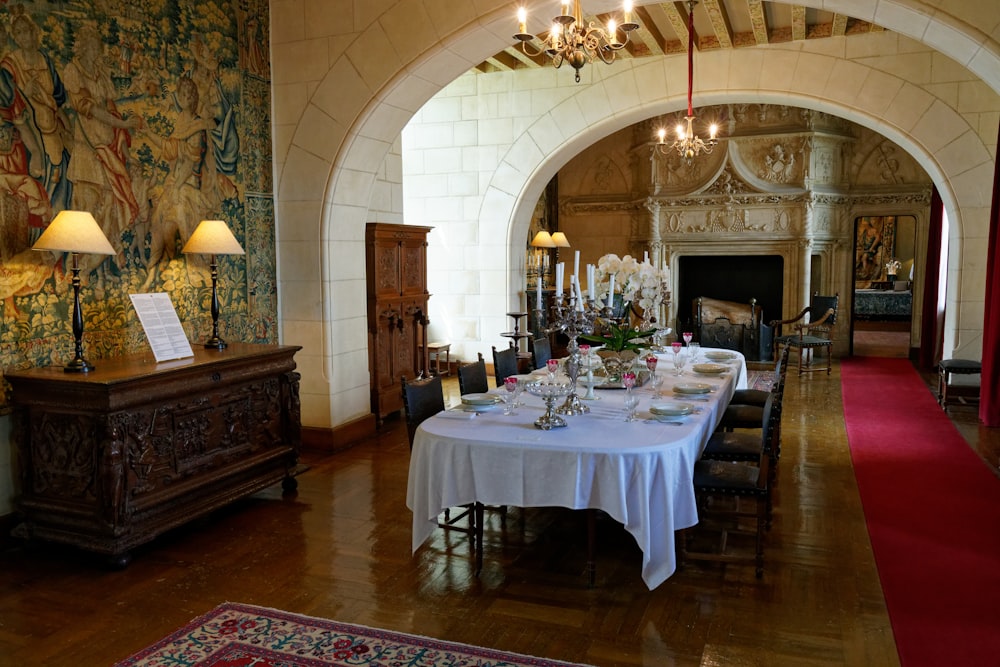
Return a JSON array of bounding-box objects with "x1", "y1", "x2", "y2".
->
[{"x1": 534, "y1": 292, "x2": 613, "y2": 415}]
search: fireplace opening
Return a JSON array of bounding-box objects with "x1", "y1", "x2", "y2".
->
[{"x1": 677, "y1": 255, "x2": 784, "y2": 327}]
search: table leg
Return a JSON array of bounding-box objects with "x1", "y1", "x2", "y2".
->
[{"x1": 586, "y1": 508, "x2": 596, "y2": 587}]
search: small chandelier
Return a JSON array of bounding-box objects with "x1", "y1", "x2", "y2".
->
[
  {"x1": 655, "y1": 0, "x2": 719, "y2": 160},
  {"x1": 515, "y1": 0, "x2": 639, "y2": 83}
]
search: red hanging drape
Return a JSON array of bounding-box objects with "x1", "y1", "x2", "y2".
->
[
  {"x1": 919, "y1": 187, "x2": 944, "y2": 370},
  {"x1": 979, "y1": 122, "x2": 1000, "y2": 426}
]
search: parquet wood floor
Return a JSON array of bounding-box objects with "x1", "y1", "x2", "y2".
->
[{"x1": 1, "y1": 359, "x2": 995, "y2": 666}]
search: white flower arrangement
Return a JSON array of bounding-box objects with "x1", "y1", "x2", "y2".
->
[
  {"x1": 595, "y1": 253, "x2": 670, "y2": 314},
  {"x1": 885, "y1": 258, "x2": 902, "y2": 275}
]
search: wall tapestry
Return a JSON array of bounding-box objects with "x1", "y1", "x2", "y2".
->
[
  {"x1": 0, "y1": 0, "x2": 274, "y2": 405},
  {"x1": 854, "y1": 216, "x2": 897, "y2": 288}
]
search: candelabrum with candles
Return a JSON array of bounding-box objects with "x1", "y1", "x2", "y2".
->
[{"x1": 535, "y1": 290, "x2": 613, "y2": 416}]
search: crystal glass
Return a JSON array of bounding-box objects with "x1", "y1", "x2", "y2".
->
[
  {"x1": 688, "y1": 342, "x2": 700, "y2": 363},
  {"x1": 622, "y1": 371, "x2": 639, "y2": 421},
  {"x1": 503, "y1": 376, "x2": 519, "y2": 415},
  {"x1": 546, "y1": 358, "x2": 559, "y2": 381},
  {"x1": 650, "y1": 371, "x2": 664, "y2": 396},
  {"x1": 682, "y1": 331, "x2": 693, "y2": 346},
  {"x1": 672, "y1": 349, "x2": 687, "y2": 376}
]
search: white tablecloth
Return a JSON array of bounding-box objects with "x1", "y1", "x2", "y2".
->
[{"x1": 406, "y1": 348, "x2": 745, "y2": 589}]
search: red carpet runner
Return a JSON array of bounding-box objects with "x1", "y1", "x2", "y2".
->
[{"x1": 841, "y1": 358, "x2": 1000, "y2": 666}]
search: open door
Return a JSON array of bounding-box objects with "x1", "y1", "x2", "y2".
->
[{"x1": 851, "y1": 215, "x2": 916, "y2": 357}]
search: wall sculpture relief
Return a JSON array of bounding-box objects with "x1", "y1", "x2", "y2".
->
[{"x1": 0, "y1": 0, "x2": 275, "y2": 399}]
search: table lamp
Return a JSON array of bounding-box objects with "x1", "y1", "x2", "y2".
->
[
  {"x1": 182, "y1": 219, "x2": 245, "y2": 349},
  {"x1": 31, "y1": 210, "x2": 116, "y2": 372}
]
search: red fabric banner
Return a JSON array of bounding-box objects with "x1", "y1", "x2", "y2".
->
[{"x1": 980, "y1": 120, "x2": 1000, "y2": 426}]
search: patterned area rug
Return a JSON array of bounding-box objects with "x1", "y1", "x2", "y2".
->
[
  {"x1": 114, "y1": 602, "x2": 594, "y2": 667},
  {"x1": 746, "y1": 369, "x2": 774, "y2": 392}
]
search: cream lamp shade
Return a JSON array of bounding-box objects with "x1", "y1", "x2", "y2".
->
[
  {"x1": 182, "y1": 220, "x2": 245, "y2": 255},
  {"x1": 530, "y1": 231, "x2": 556, "y2": 248},
  {"x1": 32, "y1": 210, "x2": 115, "y2": 255},
  {"x1": 550, "y1": 232, "x2": 571, "y2": 247}
]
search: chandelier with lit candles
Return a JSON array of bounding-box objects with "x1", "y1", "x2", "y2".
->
[
  {"x1": 515, "y1": 0, "x2": 639, "y2": 83},
  {"x1": 655, "y1": 0, "x2": 719, "y2": 160}
]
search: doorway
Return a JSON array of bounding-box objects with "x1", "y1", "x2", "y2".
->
[{"x1": 851, "y1": 215, "x2": 916, "y2": 357}]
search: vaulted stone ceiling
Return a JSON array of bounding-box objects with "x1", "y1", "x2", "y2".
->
[{"x1": 477, "y1": 1, "x2": 886, "y2": 74}]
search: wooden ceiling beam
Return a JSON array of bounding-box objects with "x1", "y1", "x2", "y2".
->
[
  {"x1": 790, "y1": 5, "x2": 806, "y2": 41},
  {"x1": 831, "y1": 12, "x2": 848, "y2": 36},
  {"x1": 702, "y1": 0, "x2": 734, "y2": 49},
  {"x1": 746, "y1": 0, "x2": 769, "y2": 45}
]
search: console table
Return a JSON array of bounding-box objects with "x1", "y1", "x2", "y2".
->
[{"x1": 6, "y1": 343, "x2": 302, "y2": 567}]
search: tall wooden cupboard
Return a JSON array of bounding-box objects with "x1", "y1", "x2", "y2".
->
[{"x1": 365, "y1": 223, "x2": 432, "y2": 422}]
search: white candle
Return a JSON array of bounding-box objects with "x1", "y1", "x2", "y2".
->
[
  {"x1": 536, "y1": 274, "x2": 542, "y2": 310},
  {"x1": 588, "y1": 265, "x2": 595, "y2": 301},
  {"x1": 644, "y1": 250, "x2": 649, "y2": 264},
  {"x1": 575, "y1": 278, "x2": 584, "y2": 311},
  {"x1": 573, "y1": 250, "x2": 580, "y2": 283},
  {"x1": 608, "y1": 273, "x2": 615, "y2": 306},
  {"x1": 555, "y1": 263, "x2": 564, "y2": 296}
]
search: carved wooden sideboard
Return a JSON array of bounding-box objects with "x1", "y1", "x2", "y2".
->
[
  {"x1": 366, "y1": 222, "x2": 432, "y2": 422},
  {"x1": 6, "y1": 343, "x2": 302, "y2": 567}
]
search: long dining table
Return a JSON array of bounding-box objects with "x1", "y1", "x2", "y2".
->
[{"x1": 406, "y1": 349, "x2": 748, "y2": 589}]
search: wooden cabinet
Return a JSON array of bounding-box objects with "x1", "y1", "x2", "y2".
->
[
  {"x1": 6, "y1": 343, "x2": 302, "y2": 567},
  {"x1": 366, "y1": 223, "x2": 432, "y2": 421}
]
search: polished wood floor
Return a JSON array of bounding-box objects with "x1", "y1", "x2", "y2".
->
[{"x1": 2, "y1": 355, "x2": 997, "y2": 666}]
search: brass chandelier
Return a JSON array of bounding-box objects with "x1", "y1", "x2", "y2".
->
[
  {"x1": 515, "y1": 0, "x2": 639, "y2": 83},
  {"x1": 655, "y1": 0, "x2": 719, "y2": 160}
]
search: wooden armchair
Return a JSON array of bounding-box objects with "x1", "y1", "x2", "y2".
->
[{"x1": 771, "y1": 293, "x2": 839, "y2": 375}]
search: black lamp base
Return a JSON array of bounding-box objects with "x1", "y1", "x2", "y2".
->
[
  {"x1": 204, "y1": 337, "x2": 227, "y2": 350},
  {"x1": 64, "y1": 357, "x2": 95, "y2": 373}
]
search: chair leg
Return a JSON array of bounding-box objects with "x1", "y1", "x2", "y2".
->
[
  {"x1": 474, "y1": 502, "x2": 484, "y2": 576},
  {"x1": 755, "y1": 498, "x2": 766, "y2": 579}
]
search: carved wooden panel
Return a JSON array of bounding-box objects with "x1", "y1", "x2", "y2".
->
[
  {"x1": 365, "y1": 223, "x2": 432, "y2": 422},
  {"x1": 7, "y1": 344, "x2": 302, "y2": 565}
]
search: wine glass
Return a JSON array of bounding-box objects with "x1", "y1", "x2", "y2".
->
[
  {"x1": 546, "y1": 358, "x2": 559, "y2": 381},
  {"x1": 622, "y1": 371, "x2": 640, "y2": 421},
  {"x1": 645, "y1": 355, "x2": 659, "y2": 393},
  {"x1": 503, "y1": 376, "x2": 519, "y2": 415},
  {"x1": 682, "y1": 331, "x2": 693, "y2": 346},
  {"x1": 688, "y1": 342, "x2": 700, "y2": 364},
  {"x1": 672, "y1": 349, "x2": 687, "y2": 376}
]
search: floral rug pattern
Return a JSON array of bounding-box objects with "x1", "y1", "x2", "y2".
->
[{"x1": 114, "y1": 602, "x2": 593, "y2": 667}]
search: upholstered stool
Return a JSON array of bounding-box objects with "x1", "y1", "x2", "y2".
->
[
  {"x1": 426, "y1": 342, "x2": 451, "y2": 377},
  {"x1": 937, "y1": 359, "x2": 981, "y2": 408}
]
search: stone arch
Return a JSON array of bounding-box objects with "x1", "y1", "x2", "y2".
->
[{"x1": 276, "y1": 0, "x2": 1000, "y2": 427}]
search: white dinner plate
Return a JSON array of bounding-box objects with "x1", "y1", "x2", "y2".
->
[
  {"x1": 672, "y1": 382, "x2": 713, "y2": 395},
  {"x1": 692, "y1": 363, "x2": 727, "y2": 375},
  {"x1": 650, "y1": 402, "x2": 694, "y2": 416},
  {"x1": 704, "y1": 350, "x2": 736, "y2": 361},
  {"x1": 461, "y1": 393, "x2": 502, "y2": 406}
]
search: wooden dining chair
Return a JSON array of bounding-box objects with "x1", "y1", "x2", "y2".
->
[
  {"x1": 492, "y1": 344, "x2": 519, "y2": 387},
  {"x1": 679, "y1": 394, "x2": 776, "y2": 578},
  {"x1": 458, "y1": 353, "x2": 489, "y2": 395},
  {"x1": 530, "y1": 337, "x2": 553, "y2": 370},
  {"x1": 400, "y1": 375, "x2": 445, "y2": 449},
  {"x1": 400, "y1": 375, "x2": 475, "y2": 539}
]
